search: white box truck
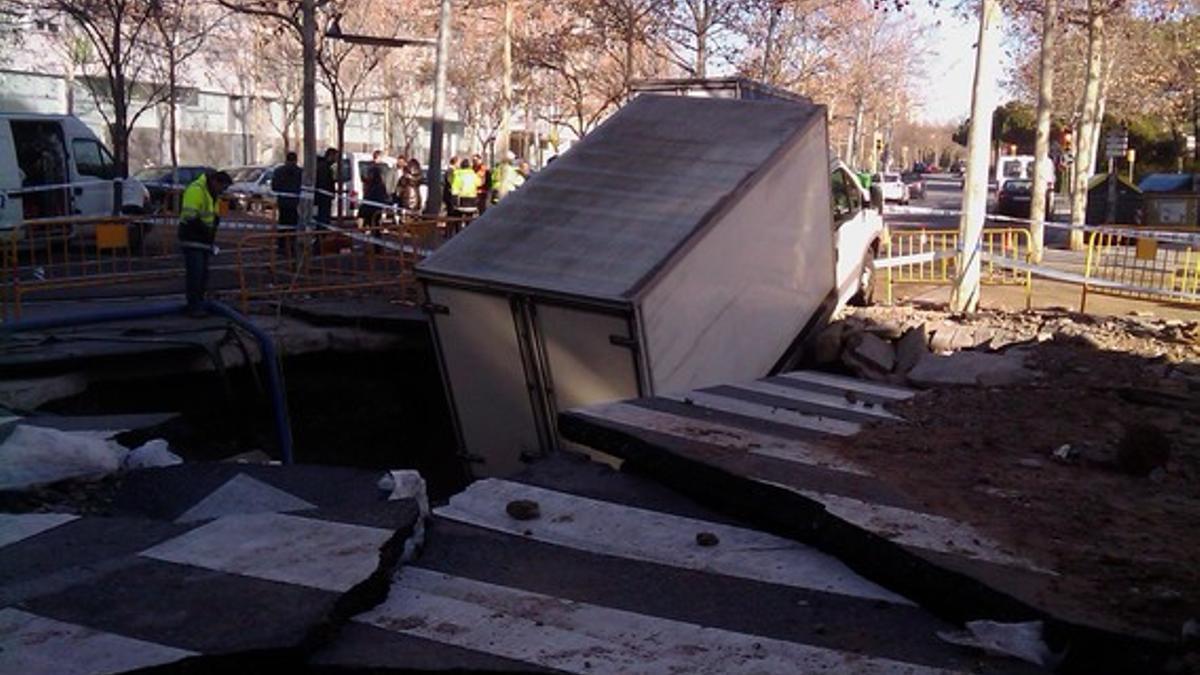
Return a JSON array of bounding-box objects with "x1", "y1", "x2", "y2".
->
[{"x1": 417, "y1": 94, "x2": 862, "y2": 476}]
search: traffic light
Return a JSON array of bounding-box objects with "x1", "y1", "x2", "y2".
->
[{"x1": 874, "y1": 137, "x2": 883, "y2": 153}]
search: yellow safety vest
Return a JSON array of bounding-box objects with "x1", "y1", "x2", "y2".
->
[
  {"x1": 180, "y1": 174, "x2": 217, "y2": 227},
  {"x1": 450, "y1": 168, "x2": 479, "y2": 198}
]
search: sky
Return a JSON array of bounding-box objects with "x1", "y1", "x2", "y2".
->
[{"x1": 912, "y1": 3, "x2": 1015, "y2": 126}]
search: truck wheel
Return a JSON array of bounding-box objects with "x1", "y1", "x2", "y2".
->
[{"x1": 850, "y1": 251, "x2": 876, "y2": 307}]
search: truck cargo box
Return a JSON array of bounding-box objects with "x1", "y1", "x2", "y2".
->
[{"x1": 417, "y1": 95, "x2": 836, "y2": 476}]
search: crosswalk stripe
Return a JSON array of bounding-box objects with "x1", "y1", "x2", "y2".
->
[
  {"x1": 725, "y1": 380, "x2": 902, "y2": 421},
  {"x1": 359, "y1": 568, "x2": 960, "y2": 675},
  {"x1": 776, "y1": 371, "x2": 915, "y2": 400},
  {"x1": 660, "y1": 391, "x2": 861, "y2": 436},
  {"x1": 435, "y1": 479, "x2": 909, "y2": 604},
  {"x1": 573, "y1": 402, "x2": 870, "y2": 475},
  {"x1": 141, "y1": 512, "x2": 394, "y2": 593},
  {"x1": 0, "y1": 608, "x2": 194, "y2": 675}
]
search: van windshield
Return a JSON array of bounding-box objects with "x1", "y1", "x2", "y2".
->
[{"x1": 1002, "y1": 160, "x2": 1025, "y2": 178}]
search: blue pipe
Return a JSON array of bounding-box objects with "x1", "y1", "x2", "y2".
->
[
  {"x1": 1, "y1": 300, "x2": 294, "y2": 464},
  {"x1": 202, "y1": 300, "x2": 294, "y2": 465}
]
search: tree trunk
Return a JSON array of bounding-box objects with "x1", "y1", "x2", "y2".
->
[
  {"x1": 624, "y1": 22, "x2": 634, "y2": 98},
  {"x1": 1029, "y1": 0, "x2": 1058, "y2": 263},
  {"x1": 952, "y1": 0, "x2": 1002, "y2": 313},
  {"x1": 694, "y1": 2, "x2": 708, "y2": 78},
  {"x1": 761, "y1": 2, "x2": 781, "y2": 82},
  {"x1": 849, "y1": 97, "x2": 864, "y2": 168},
  {"x1": 300, "y1": 0, "x2": 317, "y2": 229},
  {"x1": 1069, "y1": 2, "x2": 1105, "y2": 250},
  {"x1": 499, "y1": 0, "x2": 513, "y2": 158}
]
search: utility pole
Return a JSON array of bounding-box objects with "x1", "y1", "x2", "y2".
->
[
  {"x1": 951, "y1": 0, "x2": 1002, "y2": 313},
  {"x1": 425, "y1": 0, "x2": 452, "y2": 216},
  {"x1": 300, "y1": 0, "x2": 317, "y2": 228},
  {"x1": 1029, "y1": 0, "x2": 1058, "y2": 264}
]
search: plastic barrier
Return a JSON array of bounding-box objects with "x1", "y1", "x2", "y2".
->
[
  {"x1": 882, "y1": 227, "x2": 1033, "y2": 308},
  {"x1": 1081, "y1": 228, "x2": 1200, "y2": 311}
]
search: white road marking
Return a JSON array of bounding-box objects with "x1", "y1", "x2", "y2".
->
[
  {"x1": 573, "y1": 402, "x2": 870, "y2": 475},
  {"x1": 728, "y1": 380, "x2": 902, "y2": 421},
  {"x1": 436, "y1": 479, "x2": 909, "y2": 604},
  {"x1": 361, "y1": 568, "x2": 958, "y2": 675},
  {"x1": 766, "y1": 485, "x2": 1054, "y2": 575},
  {"x1": 141, "y1": 512, "x2": 392, "y2": 593},
  {"x1": 0, "y1": 513, "x2": 78, "y2": 549},
  {"x1": 777, "y1": 371, "x2": 916, "y2": 401},
  {"x1": 660, "y1": 391, "x2": 861, "y2": 436},
  {"x1": 176, "y1": 473, "x2": 317, "y2": 523},
  {"x1": 0, "y1": 608, "x2": 194, "y2": 675}
]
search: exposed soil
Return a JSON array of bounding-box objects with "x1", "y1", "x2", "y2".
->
[{"x1": 829, "y1": 306, "x2": 1200, "y2": 641}]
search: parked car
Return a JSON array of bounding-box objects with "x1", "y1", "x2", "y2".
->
[
  {"x1": 873, "y1": 172, "x2": 909, "y2": 204},
  {"x1": 900, "y1": 172, "x2": 926, "y2": 200},
  {"x1": 995, "y1": 178, "x2": 1045, "y2": 219},
  {"x1": 133, "y1": 164, "x2": 215, "y2": 213},
  {"x1": 1, "y1": 112, "x2": 150, "y2": 248},
  {"x1": 224, "y1": 165, "x2": 277, "y2": 212}
]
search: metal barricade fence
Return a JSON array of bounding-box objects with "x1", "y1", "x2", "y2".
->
[
  {"x1": 883, "y1": 227, "x2": 1033, "y2": 308},
  {"x1": 1081, "y1": 228, "x2": 1200, "y2": 311},
  {"x1": 233, "y1": 214, "x2": 472, "y2": 311}
]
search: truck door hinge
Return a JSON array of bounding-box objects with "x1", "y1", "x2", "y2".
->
[{"x1": 609, "y1": 334, "x2": 638, "y2": 350}]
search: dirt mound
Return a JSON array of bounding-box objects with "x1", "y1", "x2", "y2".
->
[{"x1": 829, "y1": 304, "x2": 1200, "y2": 641}]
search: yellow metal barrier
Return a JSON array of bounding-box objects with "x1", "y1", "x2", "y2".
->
[
  {"x1": 1081, "y1": 228, "x2": 1200, "y2": 312},
  {"x1": 884, "y1": 227, "x2": 1033, "y2": 308}
]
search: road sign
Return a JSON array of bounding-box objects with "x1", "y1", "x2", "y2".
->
[{"x1": 1105, "y1": 130, "x2": 1129, "y2": 159}]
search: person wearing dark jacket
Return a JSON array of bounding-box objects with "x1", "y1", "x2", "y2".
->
[
  {"x1": 270, "y1": 151, "x2": 302, "y2": 253},
  {"x1": 396, "y1": 158, "x2": 423, "y2": 215},
  {"x1": 358, "y1": 163, "x2": 390, "y2": 234},
  {"x1": 314, "y1": 147, "x2": 337, "y2": 225},
  {"x1": 178, "y1": 170, "x2": 232, "y2": 315}
]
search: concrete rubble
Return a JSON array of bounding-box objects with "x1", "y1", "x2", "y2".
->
[{"x1": 817, "y1": 303, "x2": 1200, "y2": 390}]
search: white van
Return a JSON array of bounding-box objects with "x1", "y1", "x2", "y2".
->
[
  {"x1": 831, "y1": 159, "x2": 886, "y2": 306},
  {"x1": 339, "y1": 152, "x2": 397, "y2": 218},
  {"x1": 0, "y1": 113, "x2": 149, "y2": 234}
]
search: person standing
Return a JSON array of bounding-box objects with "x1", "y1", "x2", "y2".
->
[
  {"x1": 178, "y1": 170, "x2": 232, "y2": 315},
  {"x1": 359, "y1": 163, "x2": 389, "y2": 237},
  {"x1": 448, "y1": 157, "x2": 480, "y2": 234},
  {"x1": 314, "y1": 147, "x2": 338, "y2": 226},
  {"x1": 490, "y1": 150, "x2": 524, "y2": 204},
  {"x1": 270, "y1": 151, "x2": 302, "y2": 253},
  {"x1": 442, "y1": 155, "x2": 458, "y2": 216},
  {"x1": 396, "y1": 158, "x2": 424, "y2": 216}
]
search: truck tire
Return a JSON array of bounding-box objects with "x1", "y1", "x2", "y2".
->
[{"x1": 850, "y1": 250, "x2": 876, "y2": 307}]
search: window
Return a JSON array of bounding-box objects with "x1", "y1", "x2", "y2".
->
[
  {"x1": 1002, "y1": 160, "x2": 1023, "y2": 178},
  {"x1": 72, "y1": 139, "x2": 115, "y2": 179},
  {"x1": 831, "y1": 169, "x2": 861, "y2": 225}
]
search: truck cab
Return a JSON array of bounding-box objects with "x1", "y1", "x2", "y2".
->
[
  {"x1": 830, "y1": 159, "x2": 885, "y2": 307},
  {"x1": 0, "y1": 113, "x2": 149, "y2": 232}
]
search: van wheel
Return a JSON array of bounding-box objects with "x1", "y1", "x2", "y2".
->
[{"x1": 850, "y1": 251, "x2": 876, "y2": 307}]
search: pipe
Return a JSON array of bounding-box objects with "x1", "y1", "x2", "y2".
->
[
  {"x1": 0, "y1": 300, "x2": 294, "y2": 464},
  {"x1": 203, "y1": 300, "x2": 294, "y2": 465}
]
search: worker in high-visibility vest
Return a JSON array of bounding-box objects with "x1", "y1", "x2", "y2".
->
[
  {"x1": 490, "y1": 150, "x2": 525, "y2": 204},
  {"x1": 178, "y1": 170, "x2": 232, "y2": 314},
  {"x1": 448, "y1": 157, "x2": 480, "y2": 219}
]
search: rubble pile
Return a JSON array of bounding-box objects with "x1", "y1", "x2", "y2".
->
[
  {"x1": 817, "y1": 303, "x2": 1200, "y2": 388},
  {"x1": 824, "y1": 302, "x2": 1200, "y2": 643}
]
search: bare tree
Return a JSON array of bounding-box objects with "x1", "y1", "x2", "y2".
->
[
  {"x1": 33, "y1": 0, "x2": 166, "y2": 176},
  {"x1": 663, "y1": 0, "x2": 748, "y2": 77},
  {"x1": 148, "y1": 0, "x2": 225, "y2": 174}
]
